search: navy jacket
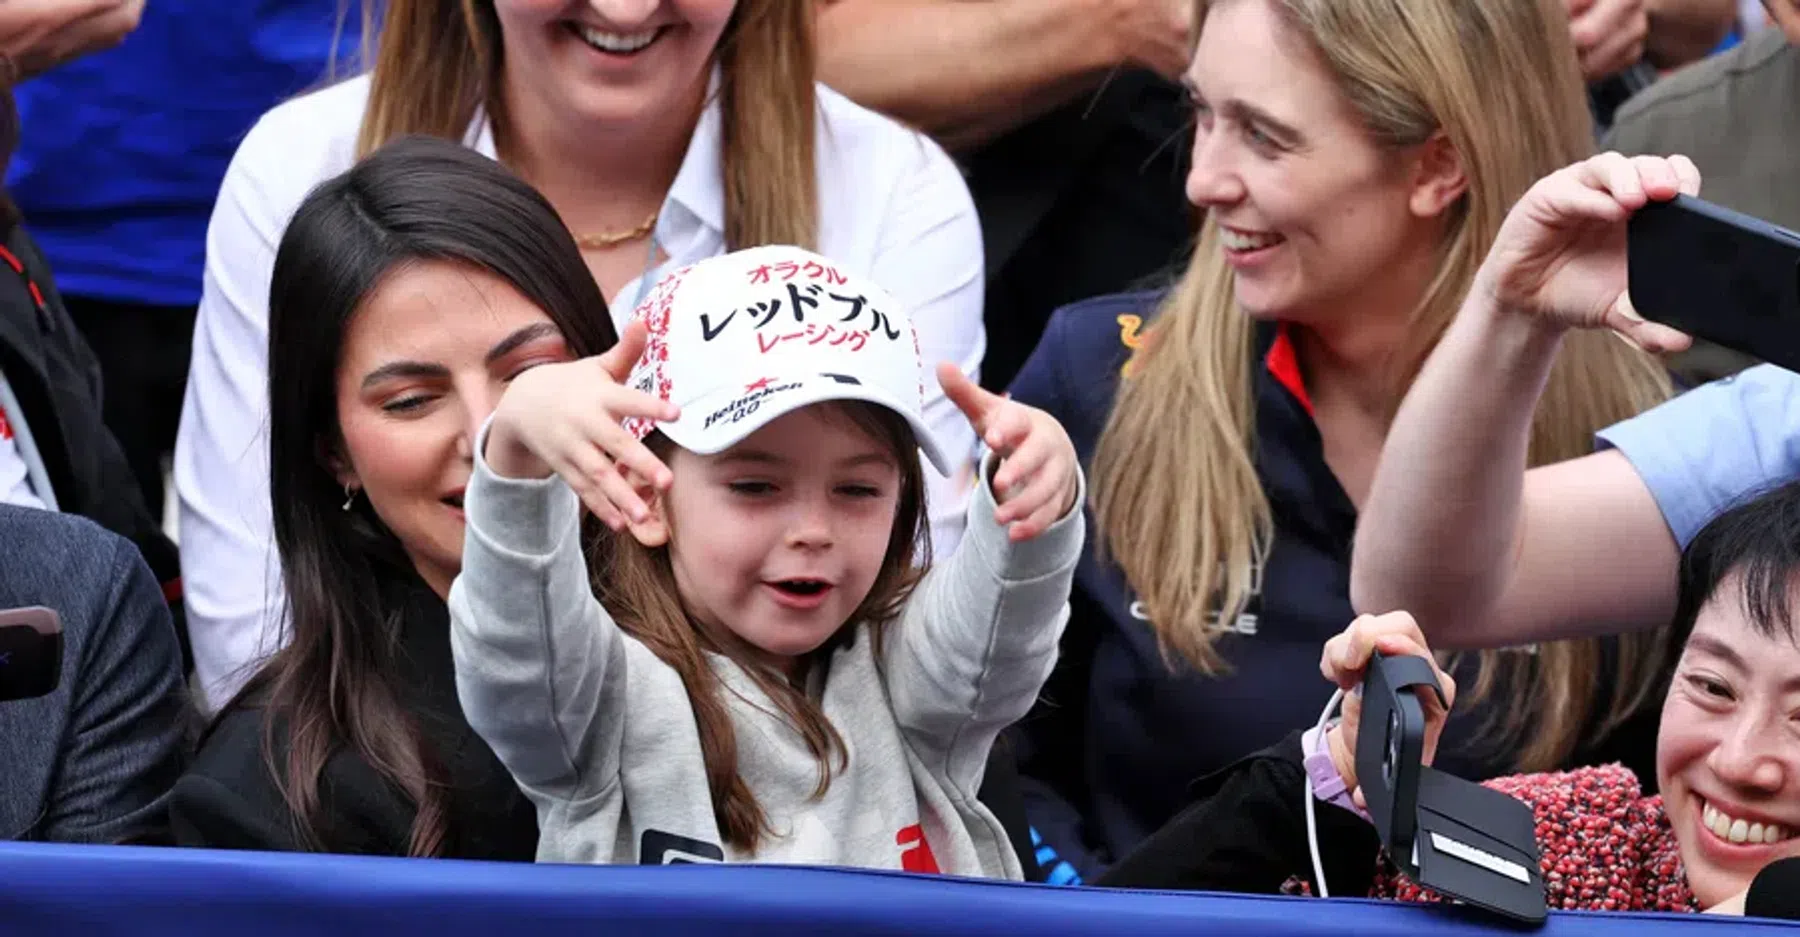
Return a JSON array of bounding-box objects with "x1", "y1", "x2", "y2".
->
[
  {"x1": 1007, "y1": 294, "x2": 1659, "y2": 883},
  {"x1": 0, "y1": 504, "x2": 188, "y2": 843}
]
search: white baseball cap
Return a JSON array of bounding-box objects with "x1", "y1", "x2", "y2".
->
[{"x1": 620, "y1": 245, "x2": 951, "y2": 474}]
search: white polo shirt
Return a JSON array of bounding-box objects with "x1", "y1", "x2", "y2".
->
[{"x1": 174, "y1": 74, "x2": 987, "y2": 712}]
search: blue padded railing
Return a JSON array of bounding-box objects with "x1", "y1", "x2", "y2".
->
[{"x1": 0, "y1": 842, "x2": 1788, "y2": 937}]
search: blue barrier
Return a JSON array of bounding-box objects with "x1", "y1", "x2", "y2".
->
[{"x1": 0, "y1": 842, "x2": 1787, "y2": 936}]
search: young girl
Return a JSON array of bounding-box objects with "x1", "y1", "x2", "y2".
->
[
  {"x1": 178, "y1": 0, "x2": 985, "y2": 714},
  {"x1": 448, "y1": 245, "x2": 1082, "y2": 877}
]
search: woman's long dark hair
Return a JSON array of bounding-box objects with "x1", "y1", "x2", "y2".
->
[{"x1": 240, "y1": 135, "x2": 616, "y2": 855}]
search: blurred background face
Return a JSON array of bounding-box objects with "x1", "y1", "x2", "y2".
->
[
  {"x1": 333, "y1": 260, "x2": 572, "y2": 597},
  {"x1": 1656, "y1": 585, "x2": 1800, "y2": 910},
  {"x1": 492, "y1": 0, "x2": 738, "y2": 130},
  {"x1": 1183, "y1": 0, "x2": 1453, "y2": 327}
]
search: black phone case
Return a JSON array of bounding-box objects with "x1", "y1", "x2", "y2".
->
[
  {"x1": 0, "y1": 621, "x2": 61, "y2": 701},
  {"x1": 1356, "y1": 652, "x2": 1432, "y2": 854},
  {"x1": 1356, "y1": 653, "x2": 1547, "y2": 925},
  {"x1": 1628, "y1": 194, "x2": 1800, "y2": 375}
]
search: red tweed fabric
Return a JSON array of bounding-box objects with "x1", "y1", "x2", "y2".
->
[{"x1": 1375, "y1": 765, "x2": 1697, "y2": 912}]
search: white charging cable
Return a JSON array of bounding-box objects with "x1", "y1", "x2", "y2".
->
[{"x1": 1302, "y1": 687, "x2": 1346, "y2": 899}]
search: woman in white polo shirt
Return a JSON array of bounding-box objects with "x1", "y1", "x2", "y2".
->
[{"x1": 175, "y1": 0, "x2": 986, "y2": 712}]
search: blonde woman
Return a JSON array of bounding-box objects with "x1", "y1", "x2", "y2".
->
[
  {"x1": 174, "y1": 0, "x2": 985, "y2": 713},
  {"x1": 1007, "y1": 0, "x2": 1673, "y2": 883}
]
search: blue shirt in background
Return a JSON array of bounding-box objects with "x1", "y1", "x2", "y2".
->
[
  {"x1": 1599, "y1": 364, "x2": 1800, "y2": 548},
  {"x1": 7, "y1": 2, "x2": 361, "y2": 306}
]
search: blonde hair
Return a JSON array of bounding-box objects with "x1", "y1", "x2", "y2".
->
[
  {"x1": 1090, "y1": 0, "x2": 1672, "y2": 772},
  {"x1": 592, "y1": 404, "x2": 926, "y2": 852},
  {"x1": 350, "y1": 0, "x2": 818, "y2": 250}
]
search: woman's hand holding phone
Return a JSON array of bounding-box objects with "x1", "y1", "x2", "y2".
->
[
  {"x1": 1320, "y1": 612, "x2": 1457, "y2": 810},
  {"x1": 1474, "y1": 152, "x2": 1702, "y2": 353}
]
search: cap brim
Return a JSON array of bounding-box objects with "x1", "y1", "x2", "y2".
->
[{"x1": 659, "y1": 376, "x2": 954, "y2": 476}]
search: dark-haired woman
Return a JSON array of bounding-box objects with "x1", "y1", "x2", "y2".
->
[{"x1": 166, "y1": 136, "x2": 617, "y2": 857}]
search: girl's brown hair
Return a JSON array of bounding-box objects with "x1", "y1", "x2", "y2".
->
[
  {"x1": 352, "y1": 0, "x2": 818, "y2": 250},
  {"x1": 593, "y1": 402, "x2": 927, "y2": 851}
]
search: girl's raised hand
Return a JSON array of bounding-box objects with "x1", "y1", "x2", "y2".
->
[
  {"x1": 938, "y1": 363, "x2": 1078, "y2": 542},
  {"x1": 486, "y1": 320, "x2": 680, "y2": 530}
]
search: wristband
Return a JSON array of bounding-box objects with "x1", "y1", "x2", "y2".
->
[{"x1": 1303, "y1": 722, "x2": 1371, "y2": 822}]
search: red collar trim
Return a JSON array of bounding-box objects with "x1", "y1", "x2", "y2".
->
[{"x1": 1264, "y1": 324, "x2": 1313, "y2": 416}]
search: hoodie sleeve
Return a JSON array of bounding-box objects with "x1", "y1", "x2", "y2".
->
[
  {"x1": 883, "y1": 456, "x2": 1085, "y2": 797},
  {"x1": 448, "y1": 420, "x2": 629, "y2": 810}
]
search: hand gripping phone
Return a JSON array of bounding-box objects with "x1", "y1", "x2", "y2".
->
[
  {"x1": 1357, "y1": 652, "x2": 1547, "y2": 925},
  {"x1": 0, "y1": 606, "x2": 63, "y2": 701},
  {"x1": 1627, "y1": 194, "x2": 1800, "y2": 374}
]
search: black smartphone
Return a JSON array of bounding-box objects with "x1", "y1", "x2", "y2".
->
[
  {"x1": 0, "y1": 606, "x2": 63, "y2": 701},
  {"x1": 1356, "y1": 651, "x2": 1434, "y2": 857},
  {"x1": 1355, "y1": 652, "x2": 1546, "y2": 924},
  {"x1": 1628, "y1": 194, "x2": 1800, "y2": 374}
]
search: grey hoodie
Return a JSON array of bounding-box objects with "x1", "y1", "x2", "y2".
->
[{"x1": 449, "y1": 436, "x2": 1083, "y2": 878}]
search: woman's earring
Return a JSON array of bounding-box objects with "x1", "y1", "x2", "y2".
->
[{"x1": 342, "y1": 483, "x2": 357, "y2": 512}]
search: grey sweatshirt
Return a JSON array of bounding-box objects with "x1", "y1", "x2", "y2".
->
[{"x1": 448, "y1": 439, "x2": 1083, "y2": 878}]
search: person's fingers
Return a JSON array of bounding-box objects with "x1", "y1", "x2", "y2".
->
[
  {"x1": 1326, "y1": 612, "x2": 1435, "y2": 688},
  {"x1": 998, "y1": 462, "x2": 1066, "y2": 532},
  {"x1": 1573, "y1": 0, "x2": 1645, "y2": 51},
  {"x1": 1007, "y1": 504, "x2": 1052, "y2": 543},
  {"x1": 601, "y1": 385, "x2": 682, "y2": 427},
  {"x1": 1320, "y1": 634, "x2": 1347, "y2": 684},
  {"x1": 984, "y1": 405, "x2": 1034, "y2": 456},
  {"x1": 588, "y1": 417, "x2": 675, "y2": 491},
  {"x1": 1012, "y1": 479, "x2": 1075, "y2": 542},
  {"x1": 1569, "y1": 2, "x2": 1605, "y2": 49},
  {"x1": 1607, "y1": 293, "x2": 1694, "y2": 354},
  {"x1": 1591, "y1": 151, "x2": 1649, "y2": 208},
  {"x1": 1011, "y1": 470, "x2": 1076, "y2": 541},
  {"x1": 553, "y1": 447, "x2": 626, "y2": 529},
  {"x1": 938, "y1": 362, "x2": 1001, "y2": 435},
  {"x1": 1372, "y1": 632, "x2": 1431, "y2": 662},
  {"x1": 1583, "y1": 37, "x2": 1645, "y2": 84},
  {"x1": 1323, "y1": 617, "x2": 1376, "y2": 687},
  {"x1": 1569, "y1": 151, "x2": 1646, "y2": 212},
  {"x1": 1535, "y1": 163, "x2": 1634, "y2": 223},
  {"x1": 1668, "y1": 154, "x2": 1702, "y2": 197},
  {"x1": 991, "y1": 431, "x2": 1051, "y2": 500},
  {"x1": 1612, "y1": 317, "x2": 1694, "y2": 355},
  {"x1": 1629, "y1": 154, "x2": 1682, "y2": 201},
  {"x1": 1371, "y1": 610, "x2": 1426, "y2": 647},
  {"x1": 594, "y1": 463, "x2": 654, "y2": 524},
  {"x1": 597, "y1": 319, "x2": 651, "y2": 382}
]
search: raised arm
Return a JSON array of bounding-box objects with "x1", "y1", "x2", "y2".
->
[
  {"x1": 449, "y1": 326, "x2": 679, "y2": 824},
  {"x1": 1351, "y1": 153, "x2": 1702, "y2": 649},
  {"x1": 886, "y1": 368, "x2": 1083, "y2": 792},
  {"x1": 448, "y1": 432, "x2": 629, "y2": 809},
  {"x1": 815, "y1": 0, "x2": 1190, "y2": 153}
]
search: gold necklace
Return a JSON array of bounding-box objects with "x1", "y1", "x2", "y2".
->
[{"x1": 576, "y1": 211, "x2": 660, "y2": 250}]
